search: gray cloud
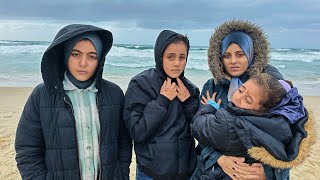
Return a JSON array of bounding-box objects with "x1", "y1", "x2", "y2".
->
[
  {"x1": 0, "y1": 0, "x2": 318, "y2": 30},
  {"x1": 0, "y1": 0, "x2": 319, "y2": 48}
]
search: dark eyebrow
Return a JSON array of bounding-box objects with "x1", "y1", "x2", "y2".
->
[
  {"x1": 241, "y1": 85, "x2": 247, "y2": 90},
  {"x1": 87, "y1": 52, "x2": 97, "y2": 55},
  {"x1": 71, "y1": 49, "x2": 82, "y2": 53},
  {"x1": 72, "y1": 49, "x2": 97, "y2": 55}
]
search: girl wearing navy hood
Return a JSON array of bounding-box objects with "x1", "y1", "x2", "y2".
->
[
  {"x1": 123, "y1": 30, "x2": 199, "y2": 180},
  {"x1": 15, "y1": 24, "x2": 132, "y2": 180}
]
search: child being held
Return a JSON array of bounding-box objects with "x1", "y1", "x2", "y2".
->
[{"x1": 191, "y1": 73, "x2": 315, "y2": 179}]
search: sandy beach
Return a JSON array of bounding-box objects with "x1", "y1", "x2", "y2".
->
[{"x1": 0, "y1": 87, "x2": 319, "y2": 180}]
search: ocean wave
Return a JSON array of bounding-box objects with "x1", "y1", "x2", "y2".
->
[
  {"x1": 274, "y1": 48, "x2": 291, "y2": 51},
  {"x1": 274, "y1": 65, "x2": 286, "y2": 69},
  {"x1": 105, "y1": 62, "x2": 154, "y2": 68},
  {"x1": 270, "y1": 51, "x2": 319, "y2": 62},
  {"x1": 0, "y1": 44, "x2": 47, "y2": 54},
  {"x1": 109, "y1": 46, "x2": 154, "y2": 58}
]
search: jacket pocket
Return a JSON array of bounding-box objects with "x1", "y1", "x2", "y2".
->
[{"x1": 150, "y1": 142, "x2": 179, "y2": 176}]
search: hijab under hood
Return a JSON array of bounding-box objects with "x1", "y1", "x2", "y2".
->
[
  {"x1": 208, "y1": 19, "x2": 270, "y2": 83},
  {"x1": 64, "y1": 32, "x2": 103, "y2": 89},
  {"x1": 154, "y1": 30, "x2": 190, "y2": 79},
  {"x1": 41, "y1": 24, "x2": 112, "y2": 94}
]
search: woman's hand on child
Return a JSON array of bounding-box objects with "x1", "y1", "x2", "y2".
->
[
  {"x1": 217, "y1": 155, "x2": 245, "y2": 180},
  {"x1": 176, "y1": 78, "x2": 190, "y2": 102},
  {"x1": 231, "y1": 161, "x2": 266, "y2": 180},
  {"x1": 160, "y1": 77, "x2": 178, "y2": 101}
]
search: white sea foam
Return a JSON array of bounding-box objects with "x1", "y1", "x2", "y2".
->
[{"x1": 0, "y1": 44, "x2": 47, "y2": 54}]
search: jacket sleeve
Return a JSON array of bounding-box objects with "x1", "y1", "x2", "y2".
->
[
  {"x1": 123, "y1": 79, "x2": 171, "y2": 143},
  {"x1": 15, "y1": 86, "x2": 47, "y2": 179},
  {"x1": 191, "y1": 104, "x2": 230, "y2": 151},
  {"x1": 118, "y1": 95, "x2": 133, "y2": 180}
]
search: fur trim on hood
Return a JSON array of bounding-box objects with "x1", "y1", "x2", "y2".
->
[
  {"x1": 247, "y1": 110, "x2": 316, "y2": 168},
  {"x1": 208, "y1": 19, "x2": 270, "y2": 82}
]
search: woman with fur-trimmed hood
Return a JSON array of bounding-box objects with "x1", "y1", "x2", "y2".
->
[{"x1": 190, "y1": 20, "x2": 315, "y2": 180}]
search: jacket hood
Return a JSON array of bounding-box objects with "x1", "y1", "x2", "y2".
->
[
  {"x1": 208, "y1": 19, "x2": 270, "y2": 82},
  {"x1": 247, "y1": 111, "x2": 316, "y2": 168},
  {"x1": 270, "y1": 87, "x2": 306, "y2": 124},
  {"x1": 154, "y1": 30, "x2": 190, "y2": 77},
  {"x1": 41, "y1": 24, "x2": 113, "y2": 94}
]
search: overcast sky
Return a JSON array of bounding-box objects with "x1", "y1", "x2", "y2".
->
[{"x1": 0, "y1": 0, "x2": 319, "y2": 48}]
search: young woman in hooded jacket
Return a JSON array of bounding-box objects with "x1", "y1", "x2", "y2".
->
[
  {"x1": 123, "y1": 30, "x2": 199, "y2": 180},
  {"x1": 15, "y1": 24, "x2": 132, "y2": 180},
  {"x1": 191, "y1": 73, "x2": 315, "y2": 180},
  {"x1": 190, "y1": 19, "x2": 310, "y2": 179}
]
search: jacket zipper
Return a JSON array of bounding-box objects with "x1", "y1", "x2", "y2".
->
[
  {"x1": 64, "y1": 96, "x2": 82, "y2": 180},
  {"x1": 96, "y1": 94, "x2": 102, "y2": 180}
]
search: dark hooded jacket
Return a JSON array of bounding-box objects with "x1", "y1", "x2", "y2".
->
[
  {"x1": 191, "y1": 20, "x2": 315, "y2": 180},
  {"x1": 192, "y1": 100, "x2": 314, "y2": 168},
  {"x1": 123, "y1": 30, "x2": 199, "y2": 180},
  {"x1": 15, "y1": 24, "x2": 132, "y2": 180}
]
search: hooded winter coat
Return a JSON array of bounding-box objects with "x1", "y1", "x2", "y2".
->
[
  {"x1": 192, "y1": 101, "x2": 315, "y2": 167},
  {"x1": 123, "y1": 30, "x2": 199, "y2": 180},
  {"x1": 15, "y1": 24, "x2": 132, "y2": 180},
  {"x1": 191, "y1": 20, "x2": 314, "y2": 180}
]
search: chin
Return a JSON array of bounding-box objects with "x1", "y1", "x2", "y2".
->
[{"x1": 229, "y1": 71, "x2": 245, "y2": 77}]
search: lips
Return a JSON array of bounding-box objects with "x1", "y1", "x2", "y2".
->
[
  {"x1": 229, "y1": 67, "x2": 240, "y2": 71},
  {"x1": 77, "y1": 70, "x2": 87, "y2": 74}
]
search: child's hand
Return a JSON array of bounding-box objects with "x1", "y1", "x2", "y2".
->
[
  {"x1": 176, "y1": 78, "x2": 190, "y2": 102},
  {"x1": 201, "y1": 91, "x2": 222, "y2": 105},
  {"x1": 160, "y1": 77, "x2": 177, "y2": 101}
]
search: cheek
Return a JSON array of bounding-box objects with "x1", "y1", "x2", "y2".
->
[
  {"x1": 239, "y1": 58, "x2": 249, "y2": 69},
  {"x1": 180, "y1": 61, "x2": 187, "y2": 68}
]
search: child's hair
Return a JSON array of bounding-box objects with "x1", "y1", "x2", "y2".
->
[
  {"x1": 172, "y1": 34, "x2": 190, "y2": 48},
  {"x1": 251, "y1": 73, "x2": 292, "y2": 113}
]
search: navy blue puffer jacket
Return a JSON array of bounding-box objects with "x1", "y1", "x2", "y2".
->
[
  {"x1": 123, "y1": 30, "x2": 199, "y2": 180},
  {"x1": 15, "y1": 24, "x2": 132, "y2": 180}
]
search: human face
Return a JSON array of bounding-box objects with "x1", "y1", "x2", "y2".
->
[
  {"x1": 67, "y1": 39, "x2": 98, "y2": 81},
  {"x1": 162, "y1": 42, "x2": 187, "y2": 78},
  {"x1": 231, "y1": 79, "x2": 266, "y2": 111},
  {"x1": 222, "y1": 43, "x2": 249, "y2": 79}
]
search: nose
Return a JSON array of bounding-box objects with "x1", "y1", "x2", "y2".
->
[
  {"x1": 79, "y1": 57, "x2": 87, "y2": 67},
  {"x1": 173, "y1": 58, "x2": 180, "y2": 66},
  {"x1": 230, "y1": 56, "x2": 237, "y2": 64}
]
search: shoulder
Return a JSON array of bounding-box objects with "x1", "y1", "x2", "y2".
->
[
  {"x1": 132, "y1": 68, "x2": 156, "y2": 81},
  {"x1": 29, "y1": 83, "x2": 49, "y2": 99},
  {"x1": 129, "y1": 68, "x2": 159, "y2": 88},
  {"x1": 263, "y1": 64, "x2": 284, "y2": 79},
  {"x1": 202, "y1": 78, "x2": 215, "y2": 88},
  {"x1": 100, "y1": 79, "x2": 123, "y2": 95}
]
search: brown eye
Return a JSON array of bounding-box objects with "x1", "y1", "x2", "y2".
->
[
  {"x1": 89, "y1": 55, "x2": 97, "y2": 60},
  {"x1": 223, "y1": 54, "x2": 231, "y2": 59},
  {"x1": 179, "y1": 55, "x2": 186, "y2": 61},
  {"x1": 71, "y1": 53, "x2": 79, "y2": 57},
  {"x1": 236, "y1": 52, "x2": 245, "y2": 58}
]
